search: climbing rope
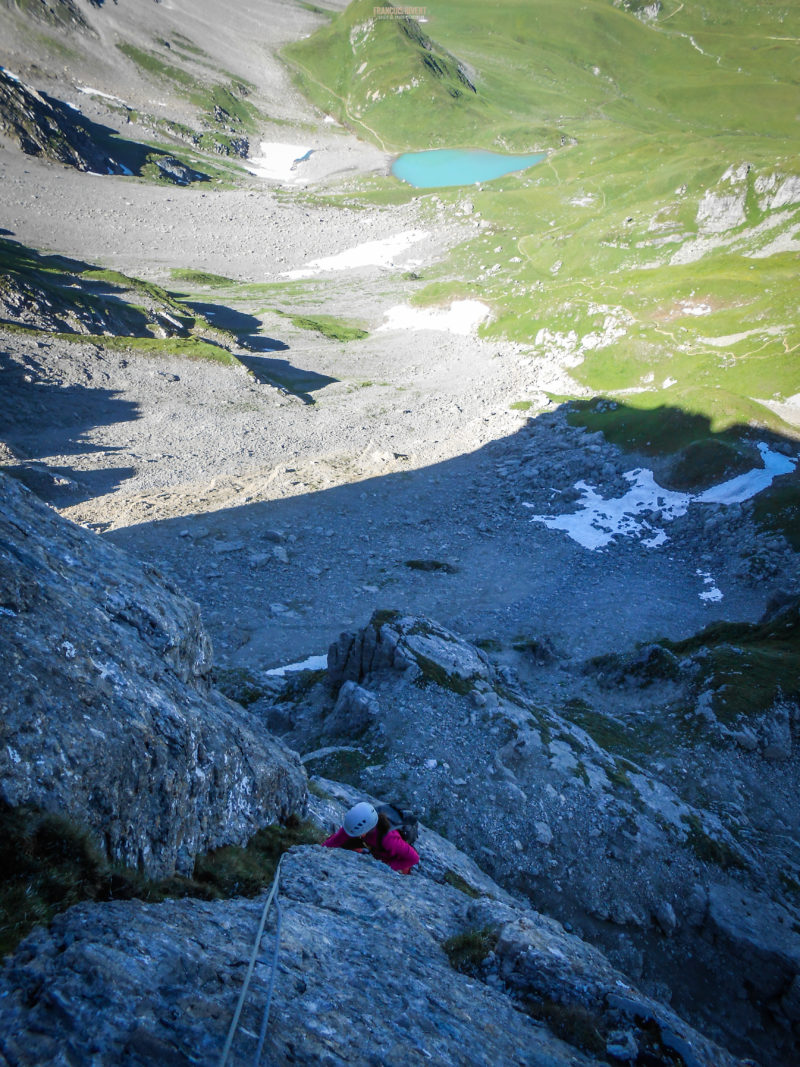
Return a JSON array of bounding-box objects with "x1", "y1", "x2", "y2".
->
[{"x1": 218, "y1": 853, "x2": 286, "y2": 1067}]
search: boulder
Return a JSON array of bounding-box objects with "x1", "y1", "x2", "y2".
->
[
  {"x1": 322, "y1": 680, "x2": 380, "y2": 736},
  {"x1": 328, "y1": 611, "x2": 493, "y2": 695},
  {"x1": 0, "y1": 473, "x2": 306, "y2": 877},
  {"x1": 706, "y1": 882, "x2": 800, "y2": 1003}
]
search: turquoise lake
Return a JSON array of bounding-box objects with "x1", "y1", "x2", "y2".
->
[{"x1": 392, "y1": 148, "x2": 545, "y2": 189}]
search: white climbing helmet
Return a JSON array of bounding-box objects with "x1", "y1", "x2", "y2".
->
[{"x1": 343, "y1": 801, "x2": 378, "y2": 837}]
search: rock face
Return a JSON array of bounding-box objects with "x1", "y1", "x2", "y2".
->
[
  {"x1": 0, "y1": 69, "x2": 125, "y2": 173},
  {"x1": 270, "y1": 610, "x2": 800, "y2": 1064},
  {"x1": 0, "y1": 473, "x2": 306, "y2": 877},
  {"x1": 0, "y1": 845, "x2": 742, "y2": 1067}
]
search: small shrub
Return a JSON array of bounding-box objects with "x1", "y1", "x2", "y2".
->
[
  {"x1": 193, "y1": 816, "x2": 320, "y2": 897},
  {"x1": 443, "y1": 927, "x2": 498, "y2": 977},
  {"x1": 512, "y1": 636, "x2": 556, "y2": 664},
  {"x1": 476, "y1": 637, "x2": 502, "y2": 653}
]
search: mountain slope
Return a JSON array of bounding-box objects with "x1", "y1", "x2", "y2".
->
[
  {"x1": 286, "y1": 1, "x2": 800, "y2": 481},
  {"x1": 283, "y1": 0, "x2": 487, "y2": 150}
]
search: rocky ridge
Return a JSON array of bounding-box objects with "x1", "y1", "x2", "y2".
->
[
  {"x1": 0, "y1": 67, "x2": 125, "y2": 174},
  {"x1": 252, "y1": 609, "x2": 800, "y2": 1064}
]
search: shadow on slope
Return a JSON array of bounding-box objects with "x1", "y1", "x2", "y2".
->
[
  {"x1": 0, "y1": 349, "x2": 138, "y2": 503},
  {"x1": 0, "y1": 68, "x2": 209, "y2": 184},
  {"x1": 105, "y1": 400, "x2": 799, "y2": 668},
  {"x1": 237, "y1": 352, "x2": 336, "y2": 403}
]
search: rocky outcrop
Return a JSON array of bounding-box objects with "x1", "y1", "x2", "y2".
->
[
  {"x1": 3, "y1": 0, "x2": 94, "y2": 32},
  {"x1": 0, "y1": 845, "x2": 742, "y2": 1066},
  {"x1": 328, "y1": 611, "x2": 494, "y2": 694},
  {"x1": 0, "y1": 472, "x2": 306, "y2": 877},
  {"x1": 0, "y1": 69, "x2": 125, "y2": 173},
  {"x1": 274, "y1": 611, "x2": 800, "y2": 1063}
]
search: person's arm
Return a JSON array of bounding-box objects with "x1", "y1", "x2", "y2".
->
[
  {"x1": 383, "y1": 831, "x2": 420, "y2": 873},
  {"x1": 322, "y1": 826, "x2": 350, "y2": 848}
]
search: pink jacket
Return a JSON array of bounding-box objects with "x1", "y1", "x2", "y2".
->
[{"x1": 323, "y1": 825, "x2": 420, "y2": 872}]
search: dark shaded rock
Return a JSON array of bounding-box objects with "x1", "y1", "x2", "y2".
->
[
  {"x1": 404, "y1": 557, "x2": 458, "y2": 573},
  {"x1": 587, "y1": 642, "x2": 680, "y2": 688},
  {"x1": 322, "y1": 679, "x2": 379, "y2": 735},
  {"x1": 153, "y1": 155, "x2": 209, "y2": 185},
  {"x1": 0, "y1": 69, "x2": 123, "y2": 172},
  {"x1": 0, "y1": 473, "x2": 306, "y2": 877}
]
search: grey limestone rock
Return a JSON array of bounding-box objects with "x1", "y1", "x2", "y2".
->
[
  {"x1": 706, "y1": 882, "x2": 800, "y2": 1002},
  {"x1": 0, "y1": 846, "x2": 743, "y2": 1067},
  {"x1": 0, "y1": 473, "x2": 306, "y2": 877},
  {"x1": 328, "y1": 610, "x2": 493, "y2": 694},
  {"x1": 760, "y1": 703, "x2": 793, "y2": 760},
  {"x1": 323, "y1": 679, "x2": 380, "y2": 736}
]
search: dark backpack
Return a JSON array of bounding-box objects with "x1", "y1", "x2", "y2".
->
[{"x1": 377, "y1": 803, "x2": 419, "y2": 846}]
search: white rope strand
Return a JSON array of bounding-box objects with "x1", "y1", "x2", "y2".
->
[
  {"x1": 253, "y1": 891, "x2": 283, "y2": 1067},
  {"x1": 218, "y1": 853, "x2": 286, "y2": 1067}
]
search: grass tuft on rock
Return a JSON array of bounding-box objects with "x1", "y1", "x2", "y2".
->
[
  {"x1": 443, "y1": 927, "x2": 498, "y2": 977},
  {"x1": 661, "y1": 596, "x2": 800, "y2": 723},
  {"x1": 442, "y1": 869, "x2": 483, "y2": 899},
  {"x1": 521, "y1": 997, "x2": 606, "y2": 1057},
  {"x1": 0, "y1": 804, "x2": 317, "y2": 957}
]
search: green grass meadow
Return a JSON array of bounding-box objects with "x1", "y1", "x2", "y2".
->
[{"x1": 286, "y1": 0, "x2": 800, "y2": 456}]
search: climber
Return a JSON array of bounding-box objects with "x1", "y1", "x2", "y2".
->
[{"x1": 323, "y1": 801, "x2": 420, "y2": 874}]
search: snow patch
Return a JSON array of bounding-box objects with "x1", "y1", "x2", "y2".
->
[
  {"x1": 265, "y1": 654, "x2": 328, "y2": 677},
  {"x1": 697, "y1": 569, "x2": 723, "y2": 603},
  {"x1": 283, "y1": 229, "x2": 429, "y2": 279},
  {"x1": 696, "y1": 442, "x2": 796, "y2": 504},
  {"x1": 78, "y1": 86, "x2": 128, "y2": 105},
  {"x1": 524, "y1": 443, "x2": 796, "y2": 551},
  {"x1": 378, "y1": 299, "x2": 491, "y2": 336},
  {"x1": 245, "y1": 142, "x2": 314, "y2": 184}
]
